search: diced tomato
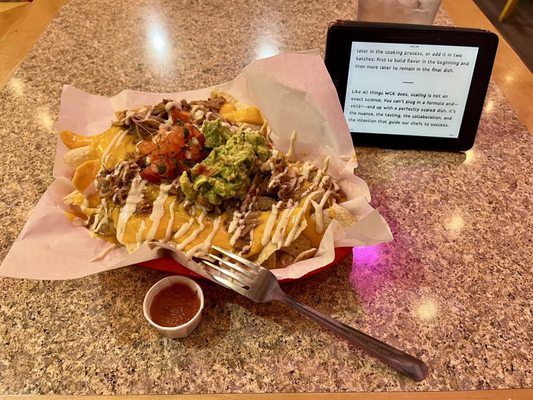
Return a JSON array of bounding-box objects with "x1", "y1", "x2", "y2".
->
[
  {"x1": 196, "y1": 133, "x2": 206, "y2": 147},
  {"x1": 189, "y1": 145, "x2": 201, "y2": 160},
  {"x1": 141, "y1": 156, "x2": 176, "y2": 183},
  {"x1": 141, "y1": 164, "x2": 162, "y2": 183},
  {"x1": 188, "y1": 124, "x2": 200, "y2": 137},
  {"x1": 171, "y1": 108, "x2": 191, "y2": 123},
  {"x1": 137, "y1": 140, "x2": 157, "y2": 155},
  {"x1": 168, "y1": 126, "x2": 186, "y2": 149},
  {"x1": 137, "y1": 120, "x2": 208, "y2": 182},
  {"x1": 153, "y1": 126, "x2": 186, "y2": 155},
  {"x1": 160, "y1": 158, "x2": 176, "y2": 177}
]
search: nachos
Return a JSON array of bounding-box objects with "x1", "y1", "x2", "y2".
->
[{"x1": 60, "y1": 91, "x2": 353, "y2": 268}]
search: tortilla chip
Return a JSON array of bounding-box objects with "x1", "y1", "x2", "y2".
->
[
  {"x1": 293, "y1": 247, "x2": 317, "y2": 263},
  {"x1": 280, "y1": 234, "x2": 312, "y2": 257},
  {"x1": 222, "y1": 108, "x2": 264, "y2": 126},
  {"x1": 72, "y1": 159, "x2": 100, "y2": 193},
  {"x1": 60, "y1": 130, "x2": 94, "y2": 149},
  {"x1": 212, "y1": 88, "x2": 265, "y2": 126},
  {"x1": 64, "y1": 146, "x2": 92, "y2": 168},
  {"x1": 125, "y1": 243, "x2": 138, "y2": 254},
  {"x1": 64, "y1": 190, "x2": 85, "y2": 208},
  {"x1": 325, "y1": 204, "x2": 358, "y2": 228},
  {"x1": 260, "y1": 252, "x2": 277, "y2": 269},
  {"x1": 277, "y1": 251, "x2": 294, "y2": 268},
  {"x1": 255, "y1": 241, "x2": 278, "y2": 266},
  {"x1": 61, "y1": 92, "x2": 355, "y2": 269}
]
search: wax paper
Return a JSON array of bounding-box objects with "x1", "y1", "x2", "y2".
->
[{"x1": 0, "y1": 52, "x2": 392, "y2": 280}]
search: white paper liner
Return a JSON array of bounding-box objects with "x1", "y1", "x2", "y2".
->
[{"x1": 0, "y1": 52, "x2": 392, "y2": 281}]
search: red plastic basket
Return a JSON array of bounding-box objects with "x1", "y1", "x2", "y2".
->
[{"x1": 138, "y1": 247, "x2": 352, "y2": 283}]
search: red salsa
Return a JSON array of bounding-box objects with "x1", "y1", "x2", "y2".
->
[{"x1": 149, "y1": 283, "x2": 200, "y2": 327}]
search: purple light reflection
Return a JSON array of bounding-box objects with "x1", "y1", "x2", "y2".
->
[
  {"x1": 350, "y1": 245, "x2": 383, "y2": 303},
  {"x1": 352, "y1": 245, "x2": 381, "y2": 268}
]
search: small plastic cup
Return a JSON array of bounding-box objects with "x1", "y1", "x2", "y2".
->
[
  {"x1": 143, "y1": 275, "x2": 204, "y2": 338},
  {"x1": 357, "y1": 0, "x2": 442, "y2": 25}
]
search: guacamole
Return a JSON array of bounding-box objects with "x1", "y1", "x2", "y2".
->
[
  {"x1": 180, "y1": 129, "x2": 271, "y2": 206},
  {"x1": 202, "y1": 119, "x2": 232, "y2": 148}
]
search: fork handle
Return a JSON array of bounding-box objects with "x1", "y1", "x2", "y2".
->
[{"x1": 276, "y1": 293, "x2": 429, "y2": 381}]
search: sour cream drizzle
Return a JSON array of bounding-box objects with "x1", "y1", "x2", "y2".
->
[
  {"x1": 323, "y1": 156, "x2": 330, "y2": 173},
  {"x1": 190, "y1": 105, "x2": 204, "y2": 121},
  {"x1": 122, "y1": 110, "x2": 136, "y2": 125},
  {"x1": 228, "y1": 211, "x2": 242, "y2": 234},
  {"x1": 301, "y1": 161, "x2": 314, "y2": 180},
  {"x1": 286, "y1": 130, "x2": 297, "y2": 161},
  {"x1": 261, "y1": 201, "x2": 282, "y2": 246},
  {"x1": 142, "y1": 105, "x2": 155, "y2": 121},
  {"x1": 102, "y1": 129, "x2": 128, "y2": 167},
  {"x1": 311, "y1": 190, "x2": 332, "y2": 234},
  {"x1": 164, "y1": 101, "x2": 179, "y2": 125},
  {"x1": 229, "y1": 210, "x2": 252, "y2": 246},
  {"x1": 241, "y1": 227, "x2": 254, "y2": 254},
  {"x1": 136, "y1": 220, "x2": 146, "y2": 243},
  {"x1": 186, "y1": 216, "x2": 222, "y2": 257},
  {"x1": 284, "y1": 190, "x2": 322, "y2": 247},
  {"x1": 268, "y1": 166, "x2": 289, "y2": 189},
  {"x1": 175, "y1": 211, "x2": 206, "y2": 251},
  {"x1": 90, "y1": 199, "x2": 109, "y2": 232},
  {"x1": 173, "y1": 216, "x2": 195, "y2": 240},
  {"x1": 302, "y1": 168, "x2": 326, "y2": 198},
  {"x1": 163, "y1": 199, "x2": 177, "y2": 242},
  {"x1": 116, "y1": 175, "x2": 146, "y2": 243},
  {"x1": 272, "y1": 205, "x2": 295, "y2": 250},
  {"x1": 146, "y1": 184, "x2": 172, "y2": 241}
]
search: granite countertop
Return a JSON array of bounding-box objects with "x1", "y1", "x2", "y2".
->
[{"x1": 0, "y1": 0, "x2": 531, "y2": 395}]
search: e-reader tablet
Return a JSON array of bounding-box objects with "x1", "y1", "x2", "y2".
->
[{"x1": 325, "y1": 21, "x2": 498, "y2": 151}]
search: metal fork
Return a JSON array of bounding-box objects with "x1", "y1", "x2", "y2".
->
[{"x1": 200, "y1": 245, "x2": 429, "y2": 381}]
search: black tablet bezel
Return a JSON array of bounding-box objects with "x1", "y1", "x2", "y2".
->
[{"x1": 325, "y1": 21, "x2": 498, "y2": 151}]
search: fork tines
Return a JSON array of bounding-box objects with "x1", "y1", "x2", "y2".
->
[
  {"x1": 211, "y1": 245, "x2": 260, "y2": 272},
  {"x1": 200, "y1": 245, "x2": 260, "y2": 293}
]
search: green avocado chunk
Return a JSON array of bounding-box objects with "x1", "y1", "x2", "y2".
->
[
  {"x1": 202, "y1": 119, "x2": 232, "y2": 148},
  {"x1": 180, "y1": 130, "x2": 271, "y2": 206}
]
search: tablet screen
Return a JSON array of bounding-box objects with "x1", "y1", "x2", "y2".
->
[{"x1": 344, "y1": 41, "x2": 479, "y2": 138}]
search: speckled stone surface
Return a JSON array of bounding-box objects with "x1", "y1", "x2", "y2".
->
[{"x1": 0, "y1": 0, "x2": 532, "y2": 395}]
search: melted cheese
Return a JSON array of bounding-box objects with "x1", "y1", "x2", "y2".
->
[
  {"x1": 221, "y1": 106, "x2": 264, "y2": 125},
  {"x1": 86, "y1": 126, "x2": 137, "y2": 168},
  {"x1": 146, "y1": 184, "x2": 172, "y2": 241},
  {"x1": 261, "y1": 201, "x2": 281, "y2": 246},
  {"x1": 186, "y1": 216, "x2": 222, "y2": 257},
  {"x1": 116, "y1": 175, "x2": 146, "y2": 243},
  {"x1": 284, "y1": 190, "x2": 322, "y2": 247},
  {"x1": 72, "y1": 159, "x2": 100, "y2": 193},
  {"x1": 60, "y1": 130, "x2": 102, "y2": 149},
  {"x1": 61, "y1": 105, "x2": 342, "y2": 262}
]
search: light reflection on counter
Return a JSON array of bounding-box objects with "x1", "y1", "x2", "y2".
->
[
  {"x1": 462, "y1": 149, "x2": 475, "y2": 165},
  {"x1": 255, "y1": 38, "x2": 279, "y2": 60},
  {"x1": 252, "y1": 14, "x2": 280, "y2": 60},
  {"x1": 7, "y1": 77, "x2": 24, "y2": 98},
  {"x1": 444, "y1": 212, "x2": 465, "y2": 234},
  {"x1": 411, "y1": 295, "x2": 439, "y2": 323},
  {"x1": 37, "y1": 108, "x2": 54, "y2": 131},
  {"x1": 484, "y1": 99, "x2": 495, "y2": 114},
  {"x1": 145, "y1": 16, "x2": 174, "y2": 68}
]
